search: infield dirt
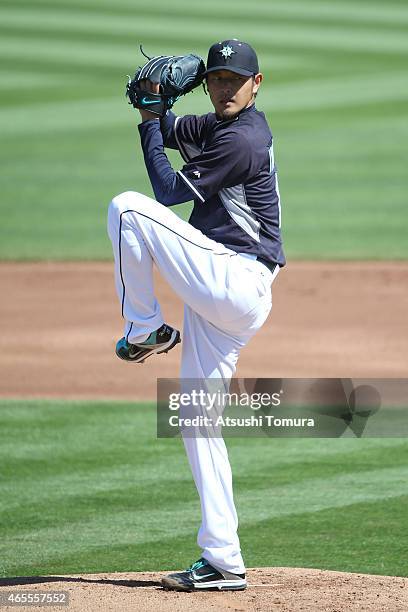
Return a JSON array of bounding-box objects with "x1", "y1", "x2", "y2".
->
[{"x1": 1, "y1": 261, "x2": 407, "y2": 399}]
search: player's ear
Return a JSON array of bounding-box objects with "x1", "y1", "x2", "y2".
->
[{"x1": 252, "y1": 73, "x2": 263, "y2": 96}]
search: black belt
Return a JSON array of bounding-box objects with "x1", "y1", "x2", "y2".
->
[{"x1": 257, "y1": 257, "x2": 278, "y2": 274}]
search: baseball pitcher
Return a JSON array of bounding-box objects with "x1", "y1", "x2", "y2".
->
[{"x1": 107, "y1": 39, "x2": 285, "y2": 591}]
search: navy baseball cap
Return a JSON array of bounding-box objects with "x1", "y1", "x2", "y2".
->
[{"x1": 205, "y1": 39, "x2": 259, "y2": 77}]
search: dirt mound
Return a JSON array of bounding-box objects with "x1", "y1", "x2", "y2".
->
[{"x1": 1, "y1": 567, "x2": 407, "y2": 611}]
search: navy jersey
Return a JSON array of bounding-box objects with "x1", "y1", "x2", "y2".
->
[{"x1": 138, "y1": 104, "x2": 285, "y2": 267}]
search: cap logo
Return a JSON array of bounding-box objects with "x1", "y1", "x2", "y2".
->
[{"x1": 219, "y1": 45, "x2": 236, "y2": 60}]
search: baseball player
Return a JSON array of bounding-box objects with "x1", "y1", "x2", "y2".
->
[{"x1": 107, "y1": 39, "x2": 285, "y2": 591}]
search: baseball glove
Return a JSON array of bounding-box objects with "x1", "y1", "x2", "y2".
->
[{"x1": 126, "y1": 48, "x2": 206, "y2": 117}]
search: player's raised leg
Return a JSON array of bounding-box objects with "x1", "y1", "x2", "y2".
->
[{"x1": 107, "y1": 190, "x2": 271, "y2": 360}]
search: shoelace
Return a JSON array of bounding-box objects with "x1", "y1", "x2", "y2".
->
[
  {"x1": 187, "y1": 559, "x2": 207, "y2": 572},
  {"x1": 158, "y1": 324, "x2": 171, "y2": 339}
]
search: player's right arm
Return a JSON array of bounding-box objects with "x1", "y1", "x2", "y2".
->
[
  {"x1": 135, "y1": 79, "x2": 209, "y2": 205},
  {"x1": 135, "y1": 79, "x2": 193, "y2": 205}
]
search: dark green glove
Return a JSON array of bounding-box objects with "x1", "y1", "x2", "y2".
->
[{"x1": 126, "y1": 52, "x2": 206, "y2": 117}]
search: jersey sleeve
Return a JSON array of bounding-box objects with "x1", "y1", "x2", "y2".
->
[
  {"x1": 173, "y1": 114, "x2": 209, "y2": 161},
  {"x1": 160, "y1": 112, "x2": 209, "y2": 161},
  {"x1": 159, "y1": 111, "x2": 178, "y2": 150},
  {"x1": 177, "y1": 132, "x2": 253, "y2": 203},
  {"x1": 138, "y1": 119, "x2": 197, "y2": 206}
]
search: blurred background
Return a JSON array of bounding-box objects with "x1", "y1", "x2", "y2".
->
[{"x1": 1, "y1": 0, "x2": 407, "y2": 260}]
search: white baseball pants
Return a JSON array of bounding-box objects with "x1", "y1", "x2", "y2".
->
[{"x1": 107, "y1": 191, "x2": 279, "y2": 574}]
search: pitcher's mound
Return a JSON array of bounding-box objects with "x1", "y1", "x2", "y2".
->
[{"x1": 1, "y1": 567, "x2": 407, "y2": 611}]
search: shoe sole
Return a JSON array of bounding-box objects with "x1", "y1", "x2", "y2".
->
[
  {"x1": 116, "y1": 330, "x2": 181, "y2": 364},
  {"x1": 161, "y1": 576, "x2": 247, "y2": 592}
]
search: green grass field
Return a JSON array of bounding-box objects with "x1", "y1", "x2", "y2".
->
[
  {"x1": 1, "y1": 400, "x2": 407, "y2": 578},
  {"x1": 0, "y1": 0, "x2": 407, "y2": 259}
]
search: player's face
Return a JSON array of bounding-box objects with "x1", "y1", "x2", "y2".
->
[{"x1": 206, "y1": 70, "x2": 262, "y2": 120}]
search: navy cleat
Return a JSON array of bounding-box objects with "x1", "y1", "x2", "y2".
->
[
  {"x1": 161, "y1": 558, "x2": 247, "y2": 592},
  {"x1": 115, "y1": 324, "x2": 180, "y2": 364}
]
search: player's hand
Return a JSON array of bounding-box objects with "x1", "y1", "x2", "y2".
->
[{"x1": 138, "y1": 80, "x2": 160, "y2": 122}]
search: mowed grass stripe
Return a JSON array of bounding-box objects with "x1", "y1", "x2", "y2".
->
[
  {"x1": 1, "y1": 400, "x2": 403, "y2": 465},
  {"x1": 236, "y1": 466, "x2": 408, "y2": 522},
  {"x1": 2, "y1": 436, "x2": 407, "y2": 509},
  {"x1": 2, "y1": 400, "x2": 407, "y2": 515},
  {"x1": 0, "y1": 1, "x2": 406, "y2": 260},
  {"x1": 0, "y1": 34, "x2": 314, "y2": 74},
  {"x1": 1, "y1": 401, "x2": 407, "y2": 575},
  {"x1": 1, "y1": 401, "x2": 406, "y2": 460},
  {"x1": 0, "y1": 35, "x2": 156, "y2": 70},
  {"x1": 280, "y1": 114, "x2": 407, "y2": 165},
  {"x1": 1, "y1": 402, "x2": 407, "y2": 524},
  {"x1": 261, "y1": 72, "x2": 408, "y2": 111},
  {"x1": 1, "y1": 13, "x2": 408, "y2": 54},
  {"x1": 2, "y1": 71, "x2": 407, "y2": 137},
  {"x1": 4, "y1": 0, "x2": 408, "y2": 28},
  {"x1": 1, "y1": 468, "x2": 406, "y2": 568},
  {"x1": 0, "y1": 98, "x2": 127, "y2": 137},
  {"x1": 2, "y1": 4, "x2": 408, "y2": 36},
  {"x1": 0, "y1": 70, "x2": 72, "y2": 90},
  {"x1": 7, "y1": 496, "x2": 404, "y2": 576},
  {"x1": 242, "y1": 495, "x2": 408, "y2": 577},
  {"x1": 2, "y1": 461, "x2": 407, "y2": 521}
]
